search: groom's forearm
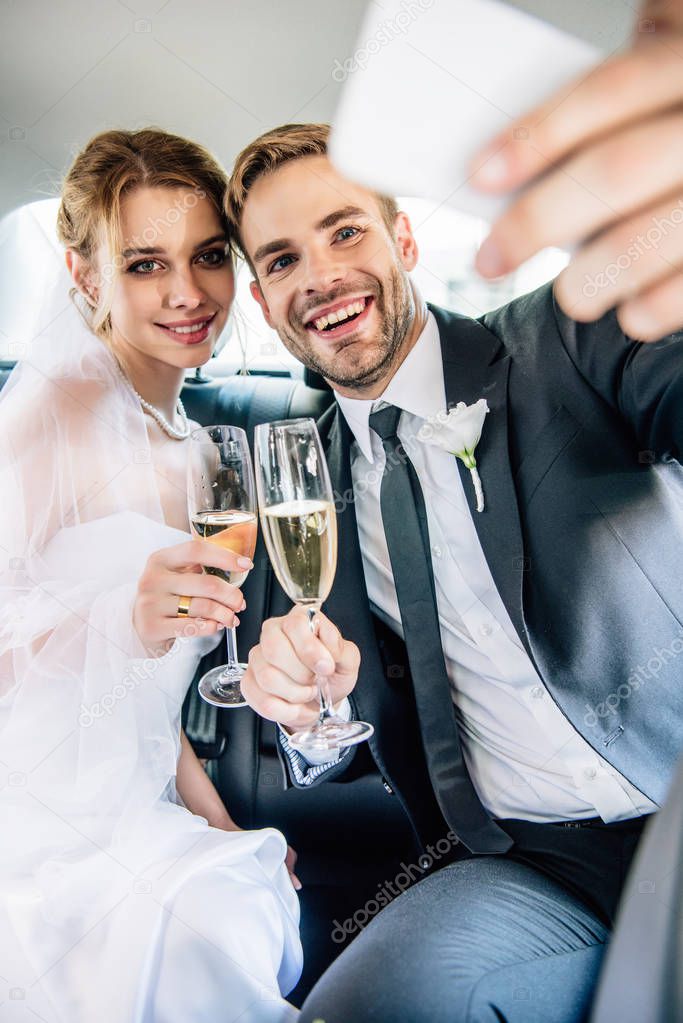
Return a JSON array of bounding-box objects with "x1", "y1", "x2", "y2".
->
[
  {"x1": 548, "y1": 282, "x2": 683, "y2": 459},
  {"x1": 176, "y1": 728, "x2": 239, "y2": 830}
]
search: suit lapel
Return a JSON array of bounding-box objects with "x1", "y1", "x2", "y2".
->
[{"x1": 429, "y1": 304, "x2": 532, "y2": 660}]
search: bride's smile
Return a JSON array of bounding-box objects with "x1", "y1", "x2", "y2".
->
[{"x1": 66, "y1": 185, "x2": 234, "y2": 423}]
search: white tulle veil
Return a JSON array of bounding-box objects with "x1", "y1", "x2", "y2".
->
[
  {"x1": 0, "y1": 202, "x2": 302, "y2": 1018},
  {"x1": 0, "y1": 199, "x2": 193, "y2": 835}
]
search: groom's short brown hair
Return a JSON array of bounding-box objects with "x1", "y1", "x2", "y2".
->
[{"x1": 226, "y1": 122, "x2": 399, "y2": 265}]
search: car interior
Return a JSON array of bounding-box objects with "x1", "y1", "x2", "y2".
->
[{"x1": 1, "y1": 0, "x2": 671, "y2": 1015}]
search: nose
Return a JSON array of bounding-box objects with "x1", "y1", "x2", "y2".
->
[
  {"x1": 165, "y1": 267, "x2": 208, "y2": 310},
  {"x1": 303, "y1": 250, "x2": 347, "y2": 296}
]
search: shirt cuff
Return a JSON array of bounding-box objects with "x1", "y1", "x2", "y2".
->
[{"x1": 277, "y1": 697, "x2": 353, "y2": 784}]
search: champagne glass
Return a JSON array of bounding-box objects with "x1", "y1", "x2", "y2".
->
[
  {"x1": 187, "y1": 425, "x2": 257, "y2": 708},
  {"x1": 254, "y1": 418, "x2": 374, "y2": 754}
]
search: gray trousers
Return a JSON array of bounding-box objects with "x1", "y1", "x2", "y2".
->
[{"x1": 300, "y1": 817, "x2": 648, "y2": 1023}]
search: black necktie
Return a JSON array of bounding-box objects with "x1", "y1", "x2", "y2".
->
[{"x1": 369, "y1": 403, "x2": 512, "y2": 854}]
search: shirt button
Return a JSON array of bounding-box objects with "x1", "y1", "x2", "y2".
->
[
  {"x1": 418, "y1": 855, "x2": 432, "y2": 870},
  {"x1": 530, "y1": 685, "x2": 544, "y2": 699},
  {"x1": 431, "y1": 545, "x2": 443, "y2": 558},
  {"x1": 480, "y1": 623, "x2": 493, "y2": 637},
  {"x1": 584, "y1": 767, "x2": 597, "y2": 781}
]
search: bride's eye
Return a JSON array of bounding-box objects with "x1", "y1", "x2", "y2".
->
[
  {"x1": 128, "y1": 259, "x2": 160, "y2": 274},
  {"x1": 196, "y1": 249, "x2": 228, "y2": 266}
]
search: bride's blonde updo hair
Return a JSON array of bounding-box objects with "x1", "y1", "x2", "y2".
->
[{"x1": 56, "y1": 127, "x2": 231, "y2": 342}]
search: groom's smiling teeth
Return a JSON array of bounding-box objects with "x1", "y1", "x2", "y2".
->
[
  {"x1": 308, "y1": 297, "x2": 370, "y2": 334},
  {"x1": 314, "y1": 300, "x2": 364, "y2": 331}
]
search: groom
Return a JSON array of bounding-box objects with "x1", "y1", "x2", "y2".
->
[{"x1": 228, "y1": 10, "x2": 683, "y2": 1018}]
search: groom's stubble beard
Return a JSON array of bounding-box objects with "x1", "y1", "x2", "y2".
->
[{"x1": 276, "y1": 264, "x2": 415, "y2": 392}]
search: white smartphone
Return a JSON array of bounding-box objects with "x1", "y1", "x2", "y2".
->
[{"x1": 329, "y1": 0, "x2": 600, "y2": 222}]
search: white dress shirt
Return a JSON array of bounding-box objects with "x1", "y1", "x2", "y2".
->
[{"x1": 334, "y1": 311, "x2": 657, "y2": 823}]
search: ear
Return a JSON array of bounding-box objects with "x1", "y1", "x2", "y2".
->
[
  {"x1": 249, "y1": 279, "x2": 275, "y2": 329},
  {"x1": 65, "y1": 250, "x2": 99, "y2": 305},
  {"x1": 393, "y1": 212, "x2": 419, "y2": 273}
]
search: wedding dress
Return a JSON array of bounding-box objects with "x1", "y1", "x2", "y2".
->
[{"x1": 0, "y1": 202, "x2": 302, "y2": 1022}]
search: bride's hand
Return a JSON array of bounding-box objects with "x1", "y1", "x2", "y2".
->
[
  {"x1": 133, "y1": 539, "x2": 253, "y2": 654},
  {"x1": 286, "y1": 845, "x2": 302, "y2": 891}
]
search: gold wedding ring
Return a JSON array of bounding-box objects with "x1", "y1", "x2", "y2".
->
[{"x1": 176, "y1": 595, "x2": 192, "y2": 618}]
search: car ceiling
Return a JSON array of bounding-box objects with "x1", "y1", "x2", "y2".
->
[{"x1": 1, "y1": 0, "x2": 634, "y2": 221}]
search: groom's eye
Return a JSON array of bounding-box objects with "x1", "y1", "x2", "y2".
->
[
  {"x1": 268, "y1": 254, "x2": 296, "y2": 274},
  {"x1": 335, "y1": 225, "x2": 362, "y2": 242}
]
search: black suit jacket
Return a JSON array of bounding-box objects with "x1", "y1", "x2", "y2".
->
[{"x1": 297, "y1": 280, "x2": 683, "y2": 850}]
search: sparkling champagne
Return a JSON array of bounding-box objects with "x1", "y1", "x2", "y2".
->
[
  {"x1": 191, "y1": 510, "x2": 257, "y2": 585},
  {"x1": 260, "y1": 499, "x2": 337, "y2": 607}
]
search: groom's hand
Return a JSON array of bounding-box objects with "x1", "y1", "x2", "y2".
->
[
  {"x1": 470, "y1": 0, "x2": 683, "y2": 341},
  {"x1": 241, "y1": 607, "x2": 360, "y2": 730}
]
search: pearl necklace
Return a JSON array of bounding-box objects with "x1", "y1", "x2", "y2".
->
[
  {"x1": 137, "y1": 391, "x2": 191, "y2": 441},
  {"x1": 113, "y1": 359, "x2": 191, "y2": 441}
]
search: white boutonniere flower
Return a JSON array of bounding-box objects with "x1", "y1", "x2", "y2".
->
[{"x1": 418, "y1": 399, "x2": 490, "y2": 511}]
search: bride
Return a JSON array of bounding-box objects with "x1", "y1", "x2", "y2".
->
[{"x1": 0, "y1": 128, "x2": 302, "y2": 1021}]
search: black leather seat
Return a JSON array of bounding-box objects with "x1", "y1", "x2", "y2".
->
[{"x1": 0, "y1": 361, "x2": 16, "y2": 390}]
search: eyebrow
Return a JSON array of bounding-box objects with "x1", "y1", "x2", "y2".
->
[
  {"x1": 252, "y1": 205, "x2": 369, "y2": 266},
  {"x1": 121, "y1": 233, "x2": 227, "y2": 259}
]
